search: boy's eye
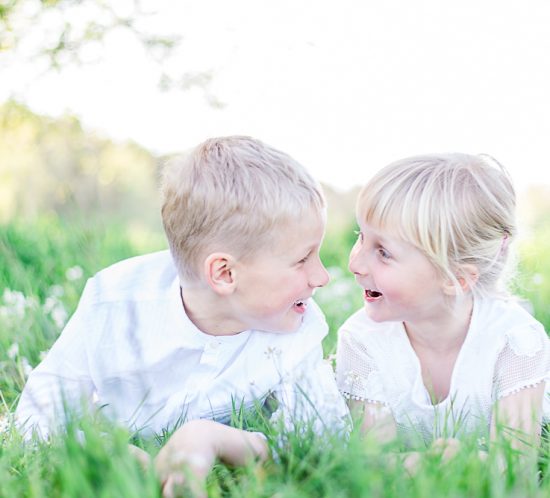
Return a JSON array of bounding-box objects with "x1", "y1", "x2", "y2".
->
[
  {"x1": 298, "y1": 252, "x2": 311, "y2": 264},
  {"x1": 377, "y1": 247, "x2": 391, "y2": 259}
]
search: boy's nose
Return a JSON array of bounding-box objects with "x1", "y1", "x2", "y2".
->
[{"x1": 310, "y1": 260, "x2": 330, "y2": 288}]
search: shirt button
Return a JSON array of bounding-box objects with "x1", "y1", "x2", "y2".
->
[{"x1": 208, "y1": 340, "x2": 220, "y2": 349}]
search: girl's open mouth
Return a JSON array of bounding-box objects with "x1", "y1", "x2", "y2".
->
[{"x1": 365, "y1": 289, "x2": 383, "y2": 301}]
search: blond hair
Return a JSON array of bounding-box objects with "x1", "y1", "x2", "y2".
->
[
  {"x1": 161, "y1": 136, "x2": 325, "y2": 281},
  {"x1": 357, "y1": 153, "x2": 516, "y2": 298}
]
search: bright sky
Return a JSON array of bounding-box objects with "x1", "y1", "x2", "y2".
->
[{"x1": 2, "y1": 0, "x2": 550, "y2": 193}]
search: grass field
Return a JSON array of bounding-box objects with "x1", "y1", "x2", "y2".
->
[{"x1": 1, "y1": 215, "x2": 550, "y2": 497}]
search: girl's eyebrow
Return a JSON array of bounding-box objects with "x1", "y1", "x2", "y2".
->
[
  {"x1": 369, "y1": 231, "x2": 400, "y2": 250},
  {"x1": 364, "y1": 227, "x2": 391, "y2": 245}
]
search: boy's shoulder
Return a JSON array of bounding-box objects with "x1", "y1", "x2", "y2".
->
[{"x1": 84, "y1": 250, "x2": 178, "y2": 305}]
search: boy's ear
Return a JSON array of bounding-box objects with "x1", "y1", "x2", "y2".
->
[
  {"x1": 203, "y1": 253, "x2": 237, "y2": 295},
  {"x1": 443, "y1": 264, "x2": 479, "y2": 295}
]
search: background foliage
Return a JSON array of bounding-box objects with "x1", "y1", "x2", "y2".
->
[{"x1": 1, "y1": 102, "x2": 550, "y2": 496}]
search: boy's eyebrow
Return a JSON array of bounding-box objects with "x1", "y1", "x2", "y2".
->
[{"x1": 295, "y1": 242, "x2": 319, "y2": 256}]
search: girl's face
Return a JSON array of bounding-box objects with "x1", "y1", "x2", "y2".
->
[{"x1": 349, "y1": 221, "x2": 448, "y2": 326}]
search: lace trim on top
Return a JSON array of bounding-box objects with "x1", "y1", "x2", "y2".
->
[
  {"x1": 496, "y1": 377, "x2": 547, "y2": 400},
  {"x1": 340, "y1": 391, "x2": 389, "y2": 406}
]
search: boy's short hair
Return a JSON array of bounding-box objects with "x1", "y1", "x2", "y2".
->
[
  {"x1": 161, "y1": 136, "x2": 325, "y2": 281},
  {"x1": 357, "y1": 153, "x2": 516, "y2": 298}
]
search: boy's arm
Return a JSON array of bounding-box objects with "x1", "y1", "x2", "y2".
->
[
  {"x1": 15, "y1": 282, "x2": 96, "y2": 439},
  {"x1": 155, "y1": 420, "x2": 268, "y2": 498}
]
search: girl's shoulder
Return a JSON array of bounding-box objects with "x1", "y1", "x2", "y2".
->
[{"x1": 476, "y1": 297, "x2": 548, "y2": 356}]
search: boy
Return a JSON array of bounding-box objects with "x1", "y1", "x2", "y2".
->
[{"x1": 16, "y1": 136, "x2": 348, "y2": 492}]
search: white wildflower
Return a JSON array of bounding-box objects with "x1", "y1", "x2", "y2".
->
[
  {"x1": 0, "y1": 414, "x2": 10, "y2": 434},
  {"x1": 51, "y1": 306, "x2": 68, "y2": 329},
  {"x1": 7, "y1": 343, "x2": 19, "y2": 360},
  {"x1": 20, "y1": 356, "x2": 33, "y2": 377},
  {"x1": 48, "y1": 284, "x2": 65, "y2": 297},
  {"x1": 43, "y1": 296, "x2": 68, "y2": 329},
  {"x1": 25, "y1": 296, "x2": 39, "y2": 309},
  {"x1": 3, "y1": 288, "x2": 25, "y2": 306},
  {"x1": 327, "y1": 267, "x2": 344, "y2": 279},
  {"x1": 343, "y1": 370, "x2": 361, "y2": 387},
  {"x1": 43, "y1": 296, "x2": 58, "y2": 314},
  {"x1": 66, "y1": 266, "x2": 83, "y2": 281},
  {"x1": 2, "y1": 289, "x2": 26, "y2": 317},
  {"x1": 532, "y1": 273, "x2": 544, "y2": 286}
]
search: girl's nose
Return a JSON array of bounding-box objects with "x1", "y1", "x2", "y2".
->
[{"x1": 349, "y1": 244, "x2": 367, "y2": 276}]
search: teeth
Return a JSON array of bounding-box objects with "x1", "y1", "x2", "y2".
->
[{"x1": 294, "y1": 300, "x2": 304, "y2": 306}]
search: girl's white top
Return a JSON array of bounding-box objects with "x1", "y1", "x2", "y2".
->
[{"x1": 336, "y1": 297, "x2": 550, "y2": 445}]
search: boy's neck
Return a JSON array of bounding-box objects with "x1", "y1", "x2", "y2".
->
[{"x1": 179, "y1": 286, "x2": 245, "y2": 337}]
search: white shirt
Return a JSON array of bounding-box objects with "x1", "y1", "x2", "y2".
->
[
  {"x1": 336, "y1": 297, "x2": 550, "y2": 446},
  {"x1": 16, "y1": 250, "x2": 348, "y2": 439}
]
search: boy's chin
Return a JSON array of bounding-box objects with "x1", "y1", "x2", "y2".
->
[{"x1": 259, "y1": 316, "x2": 303, "y2": 334}]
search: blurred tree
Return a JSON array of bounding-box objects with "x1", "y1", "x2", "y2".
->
[
  {"x1": 0, "y1": 0, "x2": 222, "y2": 104},
  {"x1": 0, "y1": 0, "x2": 179, "y2": 69},
  {"x1": 518, "y1": 185, "x2": 550, "y2": 233},
  {"x1": 0, "y1": 99, "x2": 161, "y2": 227}
]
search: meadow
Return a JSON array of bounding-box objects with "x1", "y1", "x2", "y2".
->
[{"x1": 1, "y1": 214, "x2": 550, "y2": 497}]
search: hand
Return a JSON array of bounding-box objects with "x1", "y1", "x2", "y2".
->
[
  {"x1": 155, "y1": 420, "x2": 218, "y2": 497},
  {"x1": 393, "y1": 438, "x2": 460, "y2": 476},
  {"x1": 128, "y1": 444, "x2": 152, "y2": 471},
  {"x1": 154, "y1": 420, "x2": 269, "y2": 498},
  {"x1": 430, "y1": 437, "x2": 461, "y2": 461}
]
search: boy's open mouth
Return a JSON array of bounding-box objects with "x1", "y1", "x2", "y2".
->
[
  {"x1": 293, "y1": 299, "x2": 308, "y2": 313},
  {"x1": 365, "y1": 289, "x2": 383, "y2": 301}
]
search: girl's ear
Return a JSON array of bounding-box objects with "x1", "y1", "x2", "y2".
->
[
  {"x1": 203, "y1": 253, "x2": 237, "y2": 295},
  {"x1": 443, "y1": 264, "x2": 479, "y2": 295}
]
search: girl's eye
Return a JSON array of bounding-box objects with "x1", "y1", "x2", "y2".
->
[
  {"x1": 377, "y1": 247, "x2": 391, "y2": 259},
  {"x1": 298, "y1": 253, "x2": 310, "y2": 264},
  {"x1": 354, "y1": 230, "x2": 364, "y2": 243}
]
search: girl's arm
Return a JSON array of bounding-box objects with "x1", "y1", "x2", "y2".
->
[
  {"x1": 490, "y1": 322, "x2": 549, "y2": 456},
  {"x1": 490, "y1": 382, "x2": 545, "y2": 448},
  {"x1": 349, "y1": 399, "x2": 397, "y2": 443}
]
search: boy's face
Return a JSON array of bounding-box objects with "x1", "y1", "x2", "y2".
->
[{"x1": 231, "y1": 208, "x2": 330, "y2": 333}]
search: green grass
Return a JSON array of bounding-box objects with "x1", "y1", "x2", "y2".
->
[{"x1": 1, "y1": 216, "x2": 550, "y2": 497}]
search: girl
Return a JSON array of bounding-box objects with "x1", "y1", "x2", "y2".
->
[{"x1": 336, "y1": 153, "x2": 550, "y2": 453}]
